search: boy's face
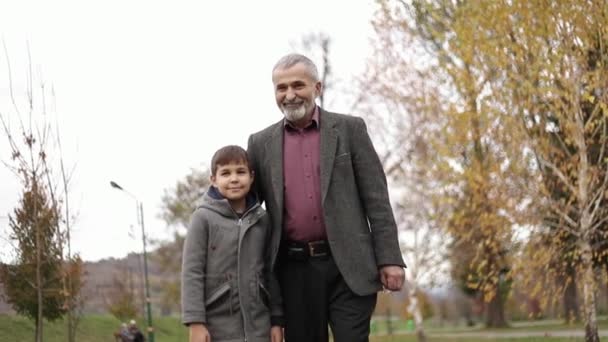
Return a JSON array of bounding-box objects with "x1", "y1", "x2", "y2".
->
[{"x1": 211, "y1": 161, "x2": 254, "y2": 202}]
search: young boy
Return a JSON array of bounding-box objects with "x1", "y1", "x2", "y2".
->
[{"x1": 181, "y1": 145, "x2": 283, "y2": 342}]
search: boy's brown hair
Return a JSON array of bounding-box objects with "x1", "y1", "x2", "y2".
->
[{"x1": 211, "y1": 145, "x2": 251, "y2": 175}]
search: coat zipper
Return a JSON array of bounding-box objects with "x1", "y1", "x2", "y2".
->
[{"x1": 236, "y1": 217, "x2": 247, "y2": 342}]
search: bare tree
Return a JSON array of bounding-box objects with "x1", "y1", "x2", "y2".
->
[{"x1": 291, "y1": 32, "x2": 333, "y2": 108}]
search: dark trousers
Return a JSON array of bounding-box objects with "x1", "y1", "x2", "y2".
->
[{"x1": 279, "y1": 254, "x2": 377, "y2": 342}]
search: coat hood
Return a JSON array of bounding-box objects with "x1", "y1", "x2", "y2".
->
[{"x1": 199, "y1": 186, "x2": 258, "y2": 218}]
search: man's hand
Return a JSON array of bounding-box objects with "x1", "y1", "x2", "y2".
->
[
  {"x1": 271, "y1": 325, "x2": 283, "y2": 342},
  {"x1": 189, "y1": 323, "x2": 211, "y2": 342},
  {"x1": 379, "y1": 265, "x2": 405, "y2": 291}
]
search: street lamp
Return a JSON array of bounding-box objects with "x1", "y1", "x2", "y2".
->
[{"x1": 110, "y1": 181, "x2": 155, "y2": 342}]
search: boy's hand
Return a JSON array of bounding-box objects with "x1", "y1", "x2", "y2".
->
[
  {"x1": 189, "y1": 323, "x2": 211, "y2": 342},
  {"x1": 271, "y1": 325, "x2": 283, "y2": 342}
]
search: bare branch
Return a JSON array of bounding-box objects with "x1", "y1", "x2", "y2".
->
[
  {"x1": 537, "y1": 156, "x2": 578, "y2": 196},
  {"x1": 587, "y1": 161, "x2": 608, "y2": 221},
  {"x1": 589, "y1": 215, "x2": 608, "y2": 233}
]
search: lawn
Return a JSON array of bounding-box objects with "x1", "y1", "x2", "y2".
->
[
  {"x1": 0, "y1": 314, "x2": 187, "y2": 342},
  {"x1": 0, "y1": 314, "x2": 600, "y2": 341},
  {"x1": 368, "y1": 316, "x2": 605, "y2": 342},
  {"x1": 371, "y1": 337, "x2": 585, "y2": 342},
  {"x1": 375, "y1": 315, "x2": 608, "y2": 331}
]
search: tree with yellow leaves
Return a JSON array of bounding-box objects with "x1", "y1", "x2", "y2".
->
[
  {"x1": 369, "y1": 1, "x2": 607, "y2": 340},
  {"x1": 472, "y1": 2, "x2": 608, "y2": 340},
  {"x1": 367, "y1": 0, "x2": 535, "y2": 328}
]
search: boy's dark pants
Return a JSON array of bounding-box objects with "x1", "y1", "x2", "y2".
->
[{"x1": 278, "y1": 247, "x2": 377, "y2": 342}]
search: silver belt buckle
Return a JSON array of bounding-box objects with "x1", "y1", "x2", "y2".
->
[{"x1": 308, "y1": 241, "x2": 327, "y2": 257}]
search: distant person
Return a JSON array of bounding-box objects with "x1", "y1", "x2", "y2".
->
[
  {"x1": 129, "y1": 320, "x2": 145, "y2": 342},
  {"x1": 247, "y1": 53, "x2": 406, "y2": 342},
  {"x1": 115, "y1": 322, "x2": 133, "y2": 342},
  {"x1": 181, "y1": 145, "x2": 283, "y2": 342}
]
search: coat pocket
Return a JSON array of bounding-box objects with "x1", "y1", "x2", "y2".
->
[
  {"x1": 206, "y1": 279, "x2": 242, "y2": 340},
  {"x1": 358, "y1": 233, "x2": 379, "y2": 282},
  {"x1": 205, "y1": 282, "x2": 231, "y2": 307},
  {"x1": 334, "y1": 152, "x2": 351, "y2": 164},
  {"x1": 258, "y1": 281, "x2": 270, "y2": 309},
  {"x1": 247, "y1": 277, "x2": 271, "y2": 336}
]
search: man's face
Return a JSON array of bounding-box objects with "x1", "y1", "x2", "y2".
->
[
  {"x1": 272, "y1": 63, "x2": 322, "y2": 123},
  {"x1": 211, "y1": 161, "x2": 253, "y2": 202}
]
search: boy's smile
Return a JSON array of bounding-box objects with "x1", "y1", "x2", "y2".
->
[{"x1": 211, "y1": 161, "x2": 254, "y2": 212}]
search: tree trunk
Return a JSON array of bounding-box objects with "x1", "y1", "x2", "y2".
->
[
  {"x1": 385, "y1": 307, "x2": 393, "y2": 335},
  {"x1": 580, "y1": 242, "x2": 599, "y2": 342},
  {"x1": 485, "y1": 284, "x2": 507, "y2": 328},
  {"x1": 572, "y1": 74, "x2": 600, "y2": 342},
  {"x1": 416, "y1": 329, "x2": 427, "y2": 342},
  {"x1": 36, "y1": 195, "x2": 43, "y2": 342},
  {"x1": 606, "y1": 272, "x2": 608, "y2": 318},
  {"x1": 407, "y1": 285, "x2": 427, "y2": 342},
  {"x1": 413, "y1": 301, "x2": 426, "y2": 342},
  {"x1": 563, "y1": 266, "x2": 580, "y2": 323},
  {"x1": 68, "y1": 310, "x2": 74, "y2": 342},
  {"x1": 463, "y1": 297, "x2": 475, "y2": 326}
]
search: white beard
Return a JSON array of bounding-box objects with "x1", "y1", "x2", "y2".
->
[{"x1": 281, "y1": 103, "x2": 308, "y2": 122}]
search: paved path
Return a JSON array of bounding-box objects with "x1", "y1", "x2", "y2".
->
[{"x1": 429, "y1": 329, "x2": 608, "y2": 339}]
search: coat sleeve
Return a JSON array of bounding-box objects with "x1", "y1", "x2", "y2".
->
[
  {"x1": 350, "y1": 117, "x2": 406, "y2": 268},
  {"x1": 181, "y1": 209, "x2": 209, "y2": 325}
]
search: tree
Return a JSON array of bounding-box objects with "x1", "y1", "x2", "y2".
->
[
  {"x1": 365, "y1": 0, "x2": 534, "y2": 328},
  {"x1": 470, "y1": 2, "x2": 608, "y2": 340},
  {"x1": 401, "y1": 290, "x2": 434, "y2": 322},
  {"x1": 49, "y1": 117, "x2": 85, "y2": 342},
  {"x1": 156, "y1": 167, "x2": 210, "y2": 313},
  {"x1": 355, "y1": 5, "x2": 457, "y2": 337},
  {"x1": 105, "y1": 268, "x2": 139, "y2": 322},
  {"x1": 0, "y1": 43, "x2": 84, "y2": 342},
  {"x1": 371, "y1": 1, "x2": 608, "y2": 340},
  {"x1": 392, "y1": 180, "x2": 449, "y2": 342},
  {"x1": 290, "y1": 31, "x2": 334, "y2": 108},
  {"x1": 0, "y1": 183, "x2": 65, "y2": 323}
]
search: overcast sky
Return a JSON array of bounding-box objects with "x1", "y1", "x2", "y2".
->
[{"x1": 0, "y1": 0, "x2": 380, "y2": 261}]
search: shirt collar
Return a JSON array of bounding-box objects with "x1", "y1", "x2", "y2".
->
[{"x1": 284, "y1": 106, "x2": 320, "y2": 131}]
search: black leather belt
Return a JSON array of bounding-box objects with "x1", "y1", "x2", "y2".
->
[{"x1": 283, "y1": 240, "x2": 331, "y2": 261}]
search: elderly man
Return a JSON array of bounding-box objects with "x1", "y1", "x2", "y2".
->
[{"x1": 247, "y1": 53, "x2": 406, "y2": 342}]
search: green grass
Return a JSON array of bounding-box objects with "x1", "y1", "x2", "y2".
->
[
  {"x1": 372, "y1": 315, "x2": 608, "y2": 333},
  {"x1": 0, "y1": 314, "x2": 188, "y2": 342},
  {"x1": 371, "y1": 337, "x2": 585, "y2": 342},
  {"x1": 0, "y1": 314, "x2": 601, "y2": 342},
  {"x1": 368, "y1": 316, "x2": 608, "y2": 341}
]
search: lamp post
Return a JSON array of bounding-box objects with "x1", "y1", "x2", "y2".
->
[{"x1": 110, "y1": 181, "x2": 155, "y2": 342}]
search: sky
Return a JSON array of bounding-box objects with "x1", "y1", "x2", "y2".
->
[{"x1": 0, "y1": 0, "x2": 380, "y2": 261}]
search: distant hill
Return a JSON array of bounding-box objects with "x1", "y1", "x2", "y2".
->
[
  {"x1": 0, "y1": 252, "x2": 171, "y2": 316},
  {"x1": 81, "y1": 252, "x2": 164, "y2": 315}
]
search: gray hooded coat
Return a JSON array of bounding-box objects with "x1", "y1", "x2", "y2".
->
[{"x1": 181, "y1": 187, "x2": 281, "y2": 342}]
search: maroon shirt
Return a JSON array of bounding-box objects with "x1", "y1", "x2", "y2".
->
[{"x1": 282, "y1": 107, "x2": 327, "y2": 242}]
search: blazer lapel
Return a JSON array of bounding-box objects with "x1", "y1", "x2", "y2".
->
[
  {"x1": 320, "y1": 110, "x2": 338, "y2": 204},
  {"x1": 266, "y1": 122, "x2": 284, "y2": 214}
]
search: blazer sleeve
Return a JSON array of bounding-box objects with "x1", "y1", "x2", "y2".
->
[
  {"x1": 263, "y1": 217, "x2": 284, "y2": 326},
  {"x1": 181, "y1": 209, "x2": 209, "y2": 325},
  {"x1": 248, "y1": 133, "x2": 284, "y2": 324},
  {"x1": 247, "y1": 134, "x2": 265, "y2": 204},
  {"x1": 350, "y1": 117, "x2": 406, "y2": 268}
]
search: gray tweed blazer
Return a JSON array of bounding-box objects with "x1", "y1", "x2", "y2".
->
[{"x1": 247, "y1": 109, "x2": 405, "y2": 295}]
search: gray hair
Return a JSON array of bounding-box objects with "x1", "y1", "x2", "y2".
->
[{"x1": 272, "y1": 53, "x2": 319, "y2": 82}]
